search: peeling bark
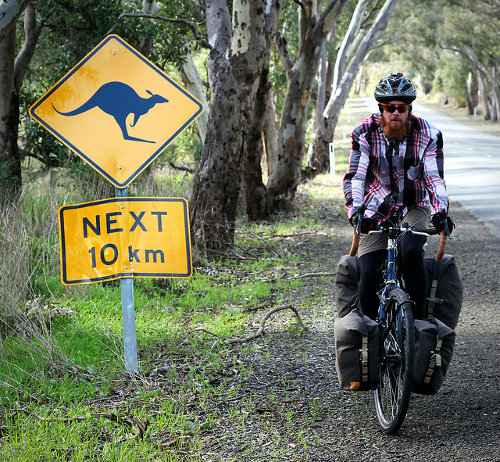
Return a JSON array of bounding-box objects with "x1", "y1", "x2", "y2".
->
[
  {"x1": 190, "y1": 0, "x2": 279, "y2": 255},
  {"x1": 266, "y1": 0, "x2": 348, "y2": 205}
]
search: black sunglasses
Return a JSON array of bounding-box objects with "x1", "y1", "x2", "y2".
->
[{"x1": 379, "y1": 103, "x2": 411, "y2": 113}]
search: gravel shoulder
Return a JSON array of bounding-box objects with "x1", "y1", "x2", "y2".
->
[{"x1": 200, "y1": 194, "x2": 499, "y2": 462}]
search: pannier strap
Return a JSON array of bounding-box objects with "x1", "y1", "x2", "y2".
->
[
  {"x1": 423, "y1": 338, "x2": 443, "y2": 384},
  {"x1": 427, "y1": 279, "x2": 444, "y2": 317},
  {"x1": 361, "y1": 336, "x2": 369, "y2": 383}
]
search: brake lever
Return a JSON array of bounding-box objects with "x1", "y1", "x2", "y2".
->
[
  {"x1": 355, "y1": 203, "x2": 366, "y2": 235},
  {"x1": 442, "y1": 213, "x2": 452, "y2": 239}
]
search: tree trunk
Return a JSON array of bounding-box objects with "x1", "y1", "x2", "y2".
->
[
  {"x1": 189, "y1": 0, "x2": 278, "y2": 256},
  {"x1": 331, "y1": 0, "x2": 371, "y2": 93},
  {"x1": 267, "y1": 0, "x2": 346, "y2": 207},
  {"x1": 0, "y1": 1, "x2": 42, "y2": 201},
  {"x1": 0, "y1": 26, "x2": 21, "y2": 200},
  {"x1": 312, "y1": 0, "x2": 397, "y2": 172},
  {"x1": 245, "y1": 68, "x2": 272, "y2": 221},
  {"x1": 461, "y1": 46, "x2": 492, "y2": 121},
  {"x1": 181, "y1": 53, "x2": 209, "y2": 145},
  {"x1": 465, "y1": 72, "x2": 476, "y2": 116},
  {"x1": 489, "y1": 65, "x2": 500, "y2": 123},
  {"x1": 262, "y1": 86, "x2": 281, "y2": 177}
]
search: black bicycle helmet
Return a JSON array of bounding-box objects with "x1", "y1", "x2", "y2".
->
[{"x1": 374, "y1": 72, "x2": 417, "y2": 104}]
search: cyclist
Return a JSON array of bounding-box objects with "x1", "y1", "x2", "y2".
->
[{"x1": 343, "y1": 72, "x2": 454, "y2": 320}]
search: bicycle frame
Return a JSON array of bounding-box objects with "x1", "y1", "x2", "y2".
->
[{"x1": 377, "y1": 235, "x2": 398, "y2": 334}]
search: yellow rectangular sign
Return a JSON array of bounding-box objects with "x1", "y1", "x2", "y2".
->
[{"x1": 59, "y1": 197, "x2": 192, "y2": 285}]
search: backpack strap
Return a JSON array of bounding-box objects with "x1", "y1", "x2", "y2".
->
[
  {"x1": 423, "y1": 338, "x2": 443, "y2": 384},
  {"x1": 361, "y1": 336, "x2": 369, "y2": 383},
  {"x1": 427, "y1": 279, "x2": 443, "y2": 317},
  {"x1": 427, "y1": 259, "x2": 444, "y2": 317}
]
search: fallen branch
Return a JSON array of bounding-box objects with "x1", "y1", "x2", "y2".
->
[
  {"x1": 168, "y1": 161, "x2": 194, "y2": 174},
  {"x1": 289, "y1": 271, "x2": 336, "y2": 279},
  {"x1": 226, "y1": 304, "x2": 308, "y2": 344},
  {"x1": 11, "y1": 409, "x2": 149, "y2": 438},
  {"x1": 176, "y1": 327, "x2": 223, "y2": 347}
]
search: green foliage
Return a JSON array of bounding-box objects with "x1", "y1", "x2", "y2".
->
[
  {"x1": 370, "y1": 0, "x2": 499, "y2": 106},
  {"x1": 18, "y1": 0, "x2": 205, "y2": 171}
]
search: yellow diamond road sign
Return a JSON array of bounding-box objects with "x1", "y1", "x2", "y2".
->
[
  {"x1": 59, "y1": 197, "x2": 192, "y2": 285},
  {"x1": 30, "y1": 35, "x2": 204, "y2": 188}
]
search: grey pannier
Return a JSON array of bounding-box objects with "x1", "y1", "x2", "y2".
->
[
  {"x1": 413, "y1": 317, "x2": 456, "y2": 395},
  {"x1": 334, "y1": 309, "x2": 379, "y2": 391},
  {"x1": 424, "y1": 254, "x2": 463, "y2": 329},
  {"x1": 335, "y1": 254, "x2": 360, "y2": 319}
]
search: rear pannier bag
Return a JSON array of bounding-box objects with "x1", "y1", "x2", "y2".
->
[
  {"x1": 334, "y1": 309, "x2": 379, "y2": 391},
  {"x1": 413, "y1": 317, "x2": 456, "y2": 395},
  {"x1": 424, "y1": 254, "x2": 463, "y2": 329},
  {"x1": 335, "y1": 255, "x2": 360, "y2": 319}
]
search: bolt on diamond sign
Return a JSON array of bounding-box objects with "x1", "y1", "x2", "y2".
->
[{"x1": 30, "y1": 34, "x2": 204, "y2": 188}]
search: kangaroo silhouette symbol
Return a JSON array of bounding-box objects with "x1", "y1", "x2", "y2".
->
[{"x1": 52, "y1": 81, "x2": 169, "y2": 143}]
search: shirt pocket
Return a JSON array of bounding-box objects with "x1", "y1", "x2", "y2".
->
[{"x1": 406, "y1": 162, "x2": 423, "y2": 181}]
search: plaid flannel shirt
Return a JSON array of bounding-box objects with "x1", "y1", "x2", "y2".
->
[{"x1": 343, "y1": 113, "x2": 448, "y2": 222}]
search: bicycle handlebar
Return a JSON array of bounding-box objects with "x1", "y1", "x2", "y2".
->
[{"x1": 349, "y1": 223, "x2": 447, "y2": 262}]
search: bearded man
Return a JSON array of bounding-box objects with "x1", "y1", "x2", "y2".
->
[{"x1": 343, "y1": 72, "x2": 453, "y2": 320}]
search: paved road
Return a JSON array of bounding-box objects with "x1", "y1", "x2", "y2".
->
[
  {"x1": 414, "y1": 103, "x2": 500, "y2": 237},
  {"x1": 348, "y1": 98, "x2": 500, "y2": 236}
]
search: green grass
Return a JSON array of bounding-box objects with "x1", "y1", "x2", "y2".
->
[
  {"x1": 0, "y1": 203, "x2": 319, "y2": 459},
  {"x1": 0, "y1": 131, "x2": 350, "y2": 460}
]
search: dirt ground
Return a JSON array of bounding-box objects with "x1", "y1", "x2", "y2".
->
[{"x1": 195, "y1": 195, "x2": 499, "y2": 462}]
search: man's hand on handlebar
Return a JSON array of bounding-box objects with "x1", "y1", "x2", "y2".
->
[
  {"x1": 350, "y1": 211, "x2": 379, "y2": 234},
  {"x1": 431, "y1": 210, "x2": 455, "y2": 237}
]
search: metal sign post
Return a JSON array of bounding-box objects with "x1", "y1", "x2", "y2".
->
[{"x1": 115, "y1": 187, "x2": 139, "y2": 374}]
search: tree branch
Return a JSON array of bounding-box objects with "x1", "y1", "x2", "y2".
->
[
  {"x1": 106, "y1": 13, "x2": 214, "y2": 52},
  {"x1": 274, "y1": 31, "x2": 294, "y2": 73},
  {"x1": 0, "y1": 0, "x2": 30, "y2": 40},
  {"x1": 14, "y1": 3, "x2": 45, "y2": 91},
  {"x1": 226, "y1": 304, "x2": 308, "y2": 344}
]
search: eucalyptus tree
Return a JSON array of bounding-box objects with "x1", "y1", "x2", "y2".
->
[
  {"x1": 373, "y1": 0, "x2": 500, "y2": 122},
  {"x1": 264, "y1": 0, "x2": 349, "y2": 207},
  {"x1": 310, "y1": 0, "x2": 397, "y2": 174},
  {"x1": 0, "y1": 0, "x2": 39, "y2": 200},
  {"x1": 189, "y1": 0, "x2": 283, "y2": 255}
]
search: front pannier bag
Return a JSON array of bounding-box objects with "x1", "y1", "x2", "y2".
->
[
  {"x1": 424, "y1": 254, "x2": 463, "y2": 329},
  {"x1": 334, "y1": 309, "x2": 379, "y2": 391},
  {"x1": 413, "y1": 317, "x2": 456, "y2": 395}
]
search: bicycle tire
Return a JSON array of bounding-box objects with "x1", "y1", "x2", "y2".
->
[{"x1": 373, "y1": 288, "x2": 415, "y2": 434}]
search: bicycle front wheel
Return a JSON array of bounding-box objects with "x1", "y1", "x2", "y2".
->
[{"x1": 374, "y1": 288, "x2": 415, "y2": 434}]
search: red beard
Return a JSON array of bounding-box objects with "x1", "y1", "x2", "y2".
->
[{"x1": 381, "y1": 116, "x2": 411, "y2": 140}]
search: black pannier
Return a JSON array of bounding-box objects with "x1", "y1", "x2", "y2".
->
[
  {"x1": 334, "y1": 309, "x2": 379, "y2": 391},
  {"x1": 413, "y1": 317, "x2": 456, "y2": 395},
  {"x1": 334, "y1": 253, "x2": 463, "y2": 329},
  {"x1": 424, "y1": 254, "x2": 463, "y2": 329},
  {"x1": 335, "y1": 254, "x2": 360, "y2": 319}
]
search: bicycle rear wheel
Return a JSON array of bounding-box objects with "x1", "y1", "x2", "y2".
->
[{"x1": 374, "y1": 288, "x2": 414, "y2": 434}]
